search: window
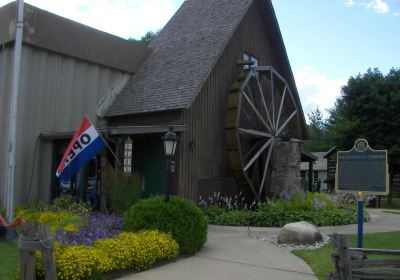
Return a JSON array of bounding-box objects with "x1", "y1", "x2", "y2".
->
[
  {"x1": 313, "y1": 171, "x2": 319, "y2": 185},
  {"x1": 243, "y1": 52, "x2": 258, "y2": 69}
]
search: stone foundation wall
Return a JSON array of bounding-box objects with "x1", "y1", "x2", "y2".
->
[{"x1": 269, "y1": 141, "x2": 301, "y2": 197}]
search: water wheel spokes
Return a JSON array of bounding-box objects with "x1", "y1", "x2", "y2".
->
[{"x1": 225, "y1": 65, "x2": 300, "y2": 200}]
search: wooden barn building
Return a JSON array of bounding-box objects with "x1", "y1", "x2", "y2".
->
[
  {"x1": 0, "y1": 0, "x2": 308, "y2": 209},
  {"x1": 0, "y1": 2, "x2": 150, "y2": 209}
]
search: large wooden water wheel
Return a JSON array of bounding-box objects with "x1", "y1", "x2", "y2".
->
[{"x1": 226, "y1": 66, "x2": 301, "y2": 200}]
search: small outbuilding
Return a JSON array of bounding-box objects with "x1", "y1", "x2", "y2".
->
[{"x1": 300, "y1": 152, "x2": 328, "y2": 192}]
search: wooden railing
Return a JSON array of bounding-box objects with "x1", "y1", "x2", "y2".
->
[
  {"x1": 18, "y1": 222, "x2": 57, "y2": 280},
  {"x1": 328, "y1": 233, "x2": 400, "y2": 279}
]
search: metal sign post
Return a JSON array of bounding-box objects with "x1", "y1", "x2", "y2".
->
[{"x1": 336, "y1": 139, "x2": 389, "y2": 248}]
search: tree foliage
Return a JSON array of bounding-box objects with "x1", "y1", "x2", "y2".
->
[
  {"x1": 303, "y1": 107, "x2": 334, "y2": 152},
  {"x1": 128, "y1": 30, "x2": 160, "y2": 45},
  {"x1": 139, "y1": 31, "x2": 160, "y2": 45},
  {"x1": 327, "y1": 68, "x2": 400, "y2": 166}
]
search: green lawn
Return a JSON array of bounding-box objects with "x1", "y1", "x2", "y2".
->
[
  {"x1": 382, "y1": 210, "x2": 400, "y2": 215},
  {"x1": 292, "y1": 232, "x2": 400, "y2": 280},
  {"x1": 0, "y1": 240, "x2": 18, "y2": 280},
  {"x1": 378, "y1": 196, "x2": 400, "y2": 209}
]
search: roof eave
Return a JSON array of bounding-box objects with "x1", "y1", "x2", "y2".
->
[
  {"x1": 0, "y1": 2, "x2": 151, "y2": 73},
  {"x1": 263, "y1": 0, "x2": 309, "y2": 140}
]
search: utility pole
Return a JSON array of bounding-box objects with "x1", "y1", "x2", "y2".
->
[{"x1": 6, "y1": 0, "x2": 24, "y2": 223}]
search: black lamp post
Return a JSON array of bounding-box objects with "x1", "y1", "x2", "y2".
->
[{"x1": 162, "y1": 127, "x2": 177, "y2": 202}]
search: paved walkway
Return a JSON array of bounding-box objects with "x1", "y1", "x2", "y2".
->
[{"x1": 118, "y1": 209, "x2": 400, "y2": 280}]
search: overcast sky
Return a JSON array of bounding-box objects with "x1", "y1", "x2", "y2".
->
[{"x1": 1, "y1": 0, "x2": 399, "y2": 120}]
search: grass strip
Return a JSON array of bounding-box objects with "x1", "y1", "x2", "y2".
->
[
  {"x1": 0, "y1": 240, "x2": 18, "y2": 280},
  {"x1": 292, "y1": 231, "x2": 400, "y2": 280}
]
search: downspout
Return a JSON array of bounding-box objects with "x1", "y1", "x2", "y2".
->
[
  {"x1": 0, "y1": 44, "x2": 5, "y2": 94},
  {"x1": 6, "y1": 0, "x2": 24, "y2": 222},
  {"x1": 0, "y1": 43, "x2": 4, "y2": 209}
]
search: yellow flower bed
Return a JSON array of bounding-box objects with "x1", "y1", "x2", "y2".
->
[
  {"x1": 16, "y1": 209, "x2": 81, "y2": 233},
  {"x1": 36, "y1": 230, "x2": 179, "y2": 279}
]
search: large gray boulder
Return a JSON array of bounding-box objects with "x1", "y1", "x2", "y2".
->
[{"x1": 277, "y1": 221, "x2": 322, "y2": 245}]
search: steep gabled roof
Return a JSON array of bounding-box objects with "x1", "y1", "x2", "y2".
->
[
  {"x1": 106, "y1": 0, "x2": 254, "y2": 116},
  {"x1": 106, "y1": 0, "x2": 307, "y2": 139},
  {"x1": 323, "y1": 146, "x2": 337, "y2": 158}
]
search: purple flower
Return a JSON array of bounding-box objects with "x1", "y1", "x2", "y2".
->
[
  {"x1": 312, "y1": 198, "x2": 327, "y2": 210},
  {"x1": 279, "y1": 190, "x2": 296, "y2": 201},
  {"x1": 55, "y1": 213, "x2": 123, "y2": 245}
]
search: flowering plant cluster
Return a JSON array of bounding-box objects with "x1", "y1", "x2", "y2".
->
[
  {"x1": 202, "y1": 190, "x2": 373, "y2": 227},
  {"x1": 16, "y1": 209, "x2": 82, "y2": 233},
  {"x1": 36, "y1": 230, "x2": 179, "y2": 280},
  {"x1": 20, "y1": 195, "x2": 92, "y2": 217},
  {"x1": 279, "y1": 189, "x2": 298, "y2": 201},
  {"x1": 55, "y1": 213, "x2": 122, "y2": 245},
  {"x1": 17, "y1": 197, "x2": 183, "y2": 278},
  {"x1": 311, "y1": 198, "x2": 327, "y2": 210},
  {"x1": 198, "y1": 191, "x2": 258, "y2": 211},
  {"x1": 49, "y1": 195, "x2": 92, "y2": 216},
  {"x1": 328, "y1": 193, "x2": 377, "y2": 207}
]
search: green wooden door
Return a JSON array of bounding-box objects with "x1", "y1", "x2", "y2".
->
[{"x1": 132, "y1": 135, "x2": 166, "y2": 198}]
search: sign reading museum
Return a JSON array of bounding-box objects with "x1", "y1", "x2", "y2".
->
[{"x1": 336, "y1": 139, "x2": 389, "y2": 195}]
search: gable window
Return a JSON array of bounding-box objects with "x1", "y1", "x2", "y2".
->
[{"x1": 243, "y1": 52, "x2": 259, "y2": 69}]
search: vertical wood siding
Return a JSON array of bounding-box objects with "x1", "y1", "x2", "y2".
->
[
  {"x1": 0, "y1": 44, "x2": 130, "y2": 207},
  {"x1": 0, "y1": 45, "x2": 13, "y2": 208},
  {"x1": 179, "y1": 1, "x2": 294, "y2": 200}
]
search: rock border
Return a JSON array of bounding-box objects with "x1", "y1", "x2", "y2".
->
[{"x1": 258, "y1": 234, "x2": 330, "y2": 251}]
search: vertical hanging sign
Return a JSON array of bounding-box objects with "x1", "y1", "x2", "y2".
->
[{"x1": 124, "y1": 137, "x2": 133, "y2": 173}]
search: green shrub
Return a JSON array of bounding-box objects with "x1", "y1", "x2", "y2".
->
[
  {"x1": 205, "y1": 207, "x2": 369, "y2": 227},
  {"x1": 123, "y1": 196, "x2": 207, "y2": 254},
  {"x1": 203, "y1": 191, "x2": 370, "y2": 227},
  {"x1": 202, "y1": 205, "x2": 225, "y2": 222},
  {"x1": 102, "y1": 167, "x2": 141, "y2": 214},
  {"x1": 260, "y1": 192, "x2": 336, "y2": 212}
]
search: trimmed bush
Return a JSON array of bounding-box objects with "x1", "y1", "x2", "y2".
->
[{"x1": 123, "y1": 196, "x2": 207, "y2": 254}]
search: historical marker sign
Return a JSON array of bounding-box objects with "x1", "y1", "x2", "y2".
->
[{"x1": 336, "y1": 139, "x2": 389, "y2": 195}]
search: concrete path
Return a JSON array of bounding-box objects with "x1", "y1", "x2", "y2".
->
[
  {"x1": 119, "y1": 226, "x2": 316, "y2": 280},
  {"x1": 118, "y1": 209, "x2": 399, "y2": 280}
]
